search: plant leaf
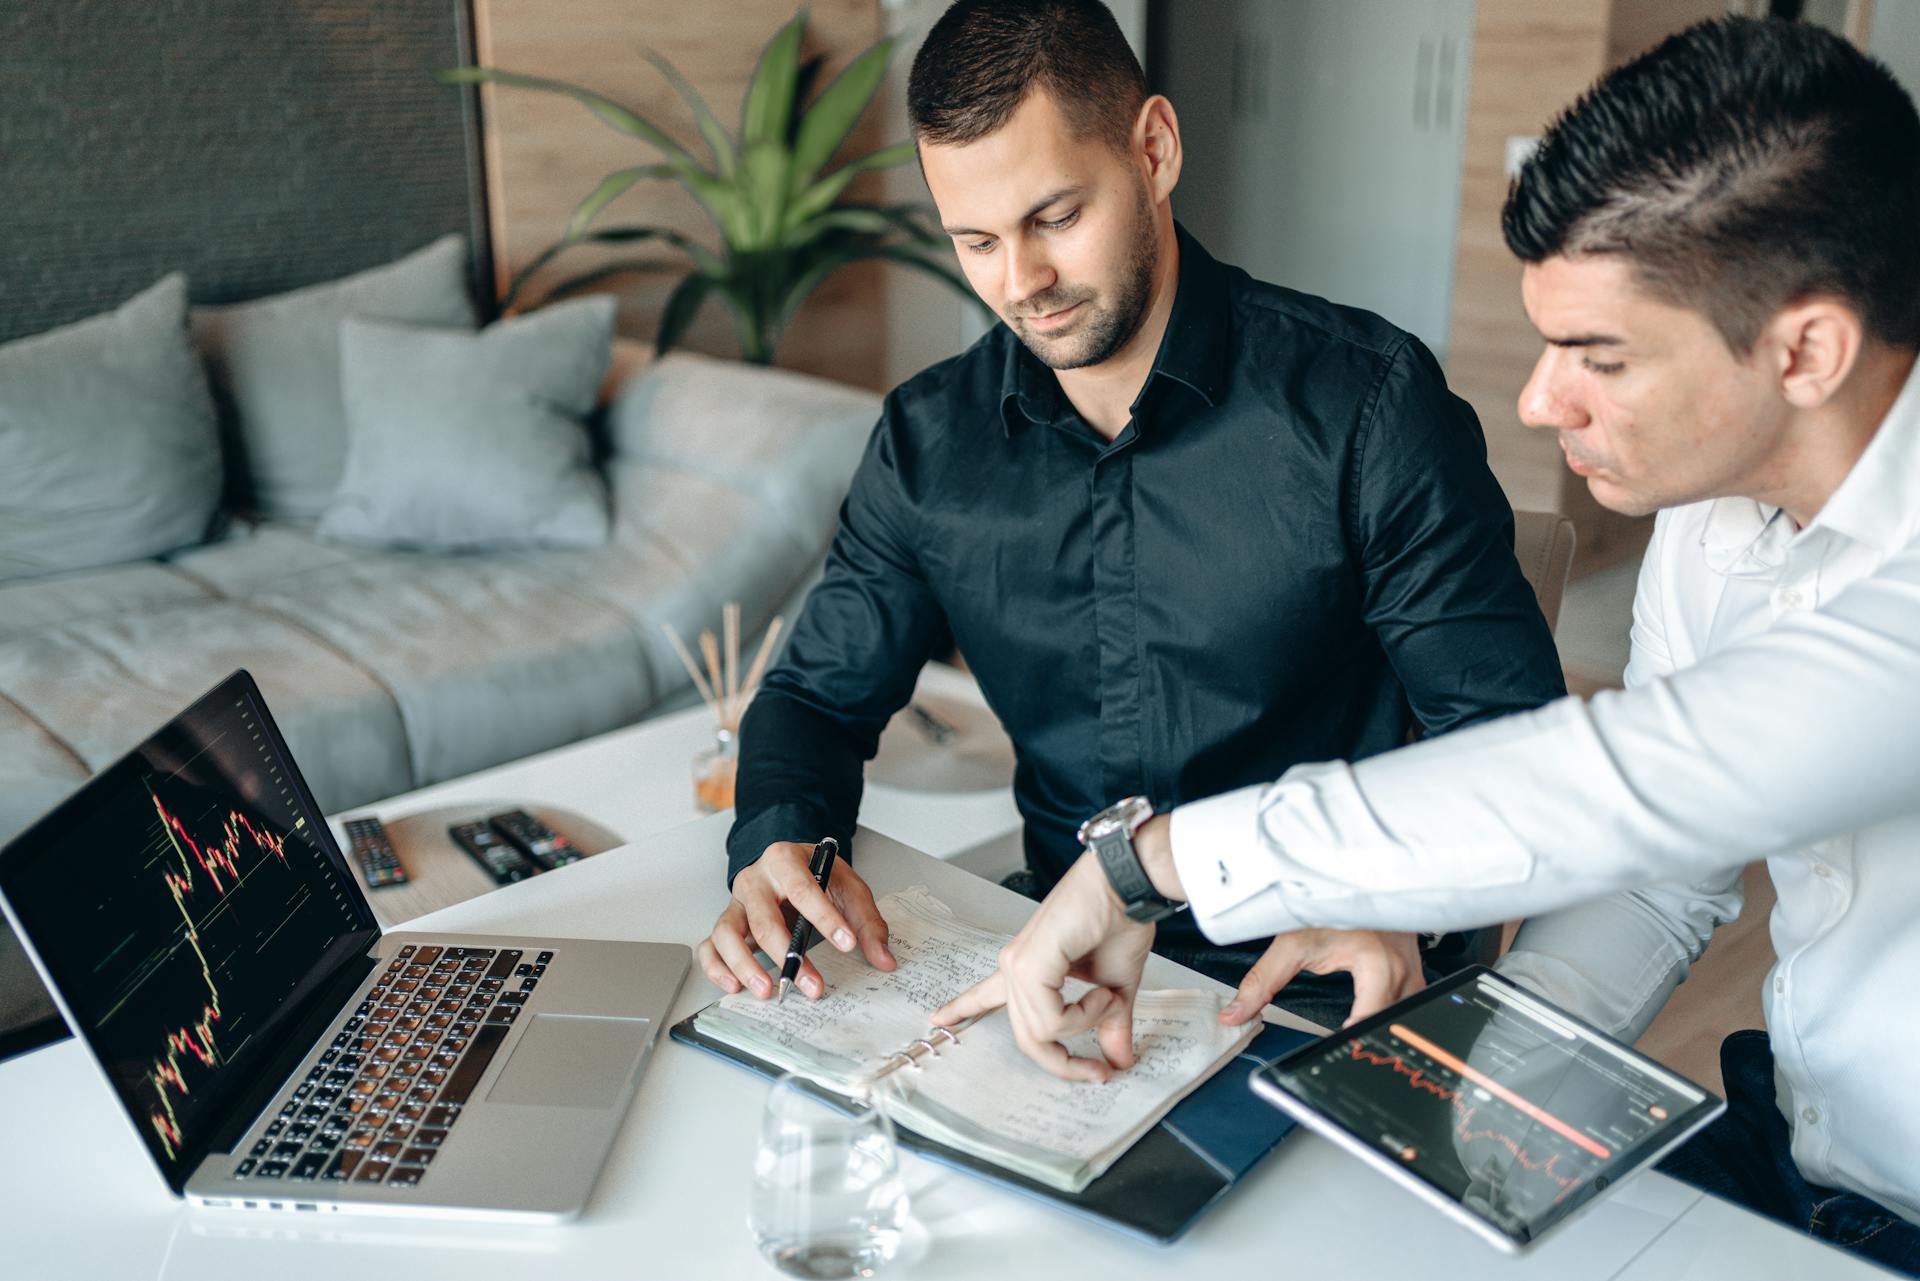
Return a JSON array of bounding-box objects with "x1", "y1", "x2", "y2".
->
[
  {"x1": 655, "y1": 271, "x2": 716, "y2": 355},
  {"x1": 774, "y1": 243, "x2": 982, "y2": 337},
  {"x1": 540, "y1": 257, "x2": 683, "y2": 304},
  {"x1": 738, "y1": 141, "x2": 793, "y2": 249},
  {"x1": 502, "y1": 225, "x2": 718, "y2": 309},
  {"x1": 567, "y1": 164, "x2": 676, "y2": 239},
  {"x1": 641, "y1": 49, "x2": 737, "y2": 179},
  {"x1": 789, "y1": 55, "x2": 827, "y2": 140},
  {"x1": 740, "y1": 11, "x2": 805, "y2": 149},
  {"x1": 785, "y1": 202, "x2": 942, "y2": 249},
  {"x1": 438, "y1": 66, "x2": 699, "y2": 170},
  {"x1": 781, "y1": 140, "x2": 919, "y2": 235},
  {"x1": 788, "y1": 38, "x2": 893, "y2": 192}
]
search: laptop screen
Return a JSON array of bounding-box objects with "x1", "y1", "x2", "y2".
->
[{"x1": 0, "y1": 671, "x2": 379, "y2": 1191}]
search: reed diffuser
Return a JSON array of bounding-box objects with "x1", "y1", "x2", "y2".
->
[{"x1": 662, "y1": 603, "x2": 784, "y2": 813}]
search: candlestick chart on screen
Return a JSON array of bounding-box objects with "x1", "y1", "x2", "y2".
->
[{"x1": 9, "y1": 694, "x2": 366, "y2": 1175}]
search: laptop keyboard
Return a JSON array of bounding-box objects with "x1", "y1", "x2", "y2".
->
[{"x1": 230, "y1": 944, "x2": 553, "y2": 1188}]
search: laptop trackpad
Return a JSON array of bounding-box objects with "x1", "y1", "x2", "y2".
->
[{"x1": 486, "y1": 1014, "x2": 652, "y2": 1109}]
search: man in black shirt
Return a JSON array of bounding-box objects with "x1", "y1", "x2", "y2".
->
[{"x1": 697, "y1": 0, "x2": 1565, "y2": 1029}]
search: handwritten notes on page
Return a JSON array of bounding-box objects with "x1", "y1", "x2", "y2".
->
[{"x1": 694, "y1": 887, "x2": 1259, "y2": 1192}]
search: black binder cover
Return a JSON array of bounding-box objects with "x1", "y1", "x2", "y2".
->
[{"x1": 670, "y1": 1012, "x2": 1314, "y2": 1244}]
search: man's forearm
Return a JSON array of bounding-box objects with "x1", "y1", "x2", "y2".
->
[
  {"x1": 726, "y1": 686, "x2": 875, "y2": 886},
  {"x1": 1166, "y1": 544, "x2": 1920, "y2": 945}
]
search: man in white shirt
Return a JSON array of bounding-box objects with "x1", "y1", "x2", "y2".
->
[{"x1": 935, "y1": 17, "x2": 1920, "y2": 1274}]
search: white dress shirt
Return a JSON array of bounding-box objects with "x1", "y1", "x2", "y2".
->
[{"x1": 1171, "y1": 357, "x2": 1920, "y2": 1223}]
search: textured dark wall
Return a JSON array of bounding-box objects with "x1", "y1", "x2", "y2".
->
[{"x1": 0, "y1": 0, "x2": 491, "y2": 343}]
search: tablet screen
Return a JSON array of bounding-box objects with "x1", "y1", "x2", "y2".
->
[{"x1": 1253, "y1": 966, "x2": 1723, "y2": 1250}]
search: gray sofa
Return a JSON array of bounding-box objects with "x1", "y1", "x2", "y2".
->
[{"x1": 0, "y1": 346, "x2": 880, "y2": 1042}]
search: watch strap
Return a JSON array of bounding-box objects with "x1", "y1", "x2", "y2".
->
[{"x1": 1091, "y1": 827, "x2": 1185, "y2": 924}]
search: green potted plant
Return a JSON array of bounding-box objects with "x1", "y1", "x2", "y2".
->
[{"x1": 441, "y1": 12, "x2": 982, "y2": 366}]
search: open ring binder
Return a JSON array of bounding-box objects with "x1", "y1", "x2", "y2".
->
[{"x1": 868, "y1": 1018, "x2": 975, "y2": 1083}]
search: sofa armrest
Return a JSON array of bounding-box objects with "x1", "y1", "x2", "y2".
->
[{"x1": 603, "y1": 351, "x2": 882, "y2": 542}]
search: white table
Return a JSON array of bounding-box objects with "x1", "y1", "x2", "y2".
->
[
  {"x1": 0, "y1": 817, "x2": 1883, "y2": 1281},
  {"x1": 329, "y1": 662, "x2": 1026, "y2": 927}
]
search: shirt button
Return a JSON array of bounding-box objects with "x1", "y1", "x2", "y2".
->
[
  {"x1": 1814, "y1": 864, "x2": 1832, "y2": 879},
  {"x1": 1802, "y1": 1107, "x2": 1820, "y2": 1125},
  {"x1": 1780, "y1": 588, "x2": 1806, "y2": 609},
  {"x1": 1775, "y1": 976, "x2": 1787, "y2": 994}
]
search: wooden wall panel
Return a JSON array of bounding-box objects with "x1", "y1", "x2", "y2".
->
[
  {"x1": 1446, "y1": 0, "x2": 1825, "y2": 574},
  {"x1": 473, "y1": 0, "x2": 889, "y2": 389},
  {"x1": 1444, "y1": 0, "x2": 1612, "y2": 537}
]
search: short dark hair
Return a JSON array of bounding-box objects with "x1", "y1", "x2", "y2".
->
[
  {"x1": 907, "y1": 0, "x2": 1147, "y2": 154},
  {"x1": 1503, "y1": 16, "x2": 1920, "y2": 352}
]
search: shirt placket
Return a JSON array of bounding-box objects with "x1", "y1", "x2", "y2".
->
[{"x1": 1089, "y1": 444, "x2": 1144, "y2": 805}]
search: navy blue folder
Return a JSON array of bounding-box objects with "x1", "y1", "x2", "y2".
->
[{"x1": 670, "y1": 1013, "x2": 1316, "y2": 1244}]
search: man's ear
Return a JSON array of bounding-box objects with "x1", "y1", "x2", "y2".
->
[
  {"x1": 1769, "y1": 298, "x2": 1864, "y2": 410},
  {"x1": 1134, "y1": 94, "x2": 1182, "y2": 204}
]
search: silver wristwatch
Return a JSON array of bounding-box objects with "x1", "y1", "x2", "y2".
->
[{"x1": 1076, "y1": 795, "x2": 1187, "y2": 924}]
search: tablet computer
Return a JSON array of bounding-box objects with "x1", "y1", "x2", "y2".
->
[{"x1": 1249, "y1": 964, "x2": 1724, "y2": 1254}]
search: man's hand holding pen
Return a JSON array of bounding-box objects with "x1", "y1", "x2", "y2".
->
[{"x1": 697, "y1": 838, "x2": 896, "y2": 999}]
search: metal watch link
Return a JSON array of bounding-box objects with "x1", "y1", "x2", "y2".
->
[{"x1": 1076, "y1": 795, "x2": 1187, "y2": 924}]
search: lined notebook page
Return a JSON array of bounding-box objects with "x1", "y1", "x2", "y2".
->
[{"x1": 696, "y1": 887, "x2": 1257, "y2": 1191}]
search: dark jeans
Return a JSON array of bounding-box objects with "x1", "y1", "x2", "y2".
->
[
  {"x1": 1658, "y1": 1029, "x2": 1920, "y2": 1278},
  {"x1": 997, "y1": 869, "x2": 1474, "y2": 1032}
]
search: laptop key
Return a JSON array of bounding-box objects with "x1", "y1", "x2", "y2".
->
[
  {"x1": 325, "y1": 1151, "x2": 360, "y2": 1181},
  {"x1": 402, "y1": 1147, "x2": 437, "y2": 1166},
  {"x1": 411, "y1": 1127, "x2": 449, "y2": 1148},
  {"x1": 387, "y1": 1167, "x2": 425, "y2": 1188},
  {"x1": 438, "y1": 1022, "x2": 509, "y2": 1104},
  {"x1": 234, "y1": 1158, "x2": 257, "y2": 1178},
  {"x1": 256, "y1": 1161, "x2": 290, "y2": 1179}
]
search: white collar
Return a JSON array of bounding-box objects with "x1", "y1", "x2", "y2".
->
[{"x1": 1700, "y1": 354, "x2": 1920, "y2": 577}]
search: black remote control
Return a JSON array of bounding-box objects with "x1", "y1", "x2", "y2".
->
[
  {"x1": 488, "y1": 809, "x2": 582, "y2": 872},
  {"x1": 342, "y1": 816, "x2": 408, "y2": 889},
  {"x1": 448, "y1": 820, "x2": 540, "y2": 885}
]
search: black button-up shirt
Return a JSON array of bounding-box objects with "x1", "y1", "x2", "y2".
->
[{"x1": 728, "y1": 229, "x2": 1565, "y2": 946}]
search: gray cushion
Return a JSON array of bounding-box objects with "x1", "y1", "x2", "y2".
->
[
  {"x1": 317, "y1": 297, "x2": 616, "y2": 552},
  {"x1": 0, "y1": 600, "x2": 413, "y2": 812},
  {"x1": 243, "y1": 557, "x2": 653, "y2": 783},
  {"x1": 191, "y1": 235, "x2": 477, "y2": 523},
  {"x1": 0, "y1": 562, "x2": 212, "y2": 641},
  {"x1": 0, "y1": 274, "x2": 222, "y2": 583},
  {"x1": 605, "y1": 352, "x2": 878, "y2": 539}
]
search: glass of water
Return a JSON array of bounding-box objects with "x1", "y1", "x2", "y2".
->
[{"x1": 750, "y1": 1073, "x2": 909, "y2": 1279}]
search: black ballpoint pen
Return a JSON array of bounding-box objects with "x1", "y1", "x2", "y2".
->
[{"x1": 777, "y1": 837, "x2": 839, "y2": 1002}]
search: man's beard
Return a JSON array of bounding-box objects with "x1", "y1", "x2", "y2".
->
[{"x1": 1011, "y1": 189, "x2": 1159, "y2": 372}]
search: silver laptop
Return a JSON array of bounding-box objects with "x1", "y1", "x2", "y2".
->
[{"x1": 0, "y1": 669, "x2": 689, "y2": 1222}]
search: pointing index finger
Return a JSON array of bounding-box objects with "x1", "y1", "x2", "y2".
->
[{"x1": 931, "y1": 972, "x2": 1006, "y2": 1027}]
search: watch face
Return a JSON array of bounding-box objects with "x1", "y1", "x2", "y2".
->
[{"x1": 1077, "y1": 795, "x2": 1153, "y2": 846}]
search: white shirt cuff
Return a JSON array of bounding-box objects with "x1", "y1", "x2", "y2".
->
[{"x1": 1171, "y1": 785, "x2": 1309, "y2": 943}]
